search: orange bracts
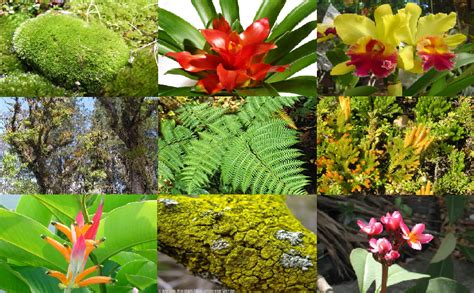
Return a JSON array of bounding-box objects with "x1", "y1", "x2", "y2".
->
[
  {"x1": 43, "y1": 200, "x2": 114, "y2": 289},
  {"x1": 404, "y1": 125, "x2": 434, "y2": 154}
]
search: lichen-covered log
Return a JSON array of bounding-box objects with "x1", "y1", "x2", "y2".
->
[{"x1": 158, "y1": 195, "x2": 317, "y2": 291}]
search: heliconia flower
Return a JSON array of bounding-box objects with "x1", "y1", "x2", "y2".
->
[
  {"x1": 357, "y1": 218, "x2": 383, "y2": 236},
  {"x1": 396, "y1": 3, "x2": 466, "y2": 73},
  {"x1": 166, "y1": 16, "x2": 288, "y2": 94},
  {"x1": 43, "y1": 200, "x2": 113, "y2": 289},
  {"x1": 317, "y1": 23, "x2": 338, "y2": 43},
  {"x1": 331, "y1": 4, "x2": 400, "y2": 78},
  {"x1": 369, "y1": 237, "x2": 392, "y2": 255},
  {"x1": 380, "y1": 211, "x2": 402, "y2": 231},
  {"x1": 384, "y1": 250, "x2": 401, "y2": 261},
  {"x1": 400, "y1": 221, "x2": 434, "y2": 250}
]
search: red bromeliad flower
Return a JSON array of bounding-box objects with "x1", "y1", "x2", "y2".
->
[
  {"x1": 358, "y1": 211, "x2": 433, "y2": 266},
  {"x1": 166, "y1": 16, "x2": 288, "y2": 94}
]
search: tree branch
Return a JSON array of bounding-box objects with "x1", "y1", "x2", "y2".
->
[{"x1": 158, "y1": 195, "x2": 317, "y2": 291}]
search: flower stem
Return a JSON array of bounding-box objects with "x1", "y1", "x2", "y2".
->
[
  {"x1": 381, "y1": 262, "x2": 389, "y2": 293},
  {"x1": 64, "y1": 288, "x2": 71, "y2": 293}
]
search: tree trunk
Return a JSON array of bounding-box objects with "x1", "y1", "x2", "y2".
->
[{"x1": 158, "y1": 195, "x2": 317, "y2": 291}]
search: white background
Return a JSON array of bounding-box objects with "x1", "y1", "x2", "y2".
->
[{"x1": 159, "y1": 0, "x2": 316, "y2": 93}]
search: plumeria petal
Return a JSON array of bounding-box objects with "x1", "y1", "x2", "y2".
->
[{"x1": 240, "y1": 18, "x2": 270, "y2": 45}]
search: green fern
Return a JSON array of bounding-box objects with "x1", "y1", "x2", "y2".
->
[
  {"x1": 177, "y1": 103, "x2": 227, "y2": 131},
  {"x1": 221, "y1": 119, "x2": 308, "y2": 195},
  {"x1": 238, "y1": 96, "x2": 300, "y2": 125}
]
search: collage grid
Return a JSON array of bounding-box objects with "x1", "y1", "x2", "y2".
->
[{"x1": 0, "y1": 0, "x2": 472, "y2": 292}]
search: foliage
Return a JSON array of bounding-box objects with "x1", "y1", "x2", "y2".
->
[
  {"x1": 159, "y1": 97, "x2": 311, "y2": 195},
  {"x1": 159, "y1": 0, "x2": 316, "y2": 96},
  {"x1": 13, "y1": 13, "x2": 129, "y2": 94},
  {"x1": 0, "y1": 195, "x2": 157, "y2": 292},
  {"x1": 316, "y1": 97, "x2": 473, "y2": 195},
  {"x1": 0, "y1": 13, "x2": 28, "y2": 74}
]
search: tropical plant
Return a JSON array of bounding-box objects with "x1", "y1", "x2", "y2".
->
[
  {"x1": 0, "y1": 194, "x2": 157, "y2": 292},
  {"x1": 159, "y1": 97, "x2": 312, "y2": 195},
  {"x1": 317, "y1": 3, "x2": 474, "y2": 96},
  {"x1": 158, "y1": 0, "x2": 316, "y2": 96}
]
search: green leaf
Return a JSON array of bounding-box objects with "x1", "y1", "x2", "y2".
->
[
  {"x1": 454, "y1": 53, "x2": 474, "y2": 68},
  {"x1": 191, "y1": 0, "x2": 217, "y2": 27},
  {"x1": 236, "y1": 83, "x2": 279, "y2": 96},
  {"x1": 446, "y1": 196, "x2": 467, "y2": 224},
  {"x1": 89, "y1": 195, "x2": 144, "y2": 214},
  {"x1": 431, "y1": 233, "x2": 457, "y2": 263},
  {"x1": 427, "y1": 76, "x2": 447, "y2": 96},
  {"x1": 116, "y1": 260, "x2": 156, "y2": 289},
  {"x1": 0, "y1": 209, "x2": 67, "y2": 271},
  {"x1": 0, "y1": 261, "x2": 31, "y2": 293},
  {"x1": 110, "y1": 251, "x2": 148, "y2": 266},
  {"x1": 31, "y1": 195, "x2": 81, "y2": 224},
  {"x1": 265, "y1": 21, "x2": 316, "y2": 64},
  {"x1": 127, "y1": 275, "x2": 156, "y2": 290},
  {"x1": 458, "y1": 245, "x2": 474, "y2": 262},
  {"x1": 165, "y1": 68, "x2": 200, "y2": 80},
  {"x1": 269, "y1": 0, "x2": 316, "y2": 40},
  {"x1": 433, "y1": 76, "x2": 474, "y2": 96},
  {"x1": 253, "y1": 0, "x2": 286, "y2": 28},
  {"x1": 407, "y1": 257, "x2": 454, "y2": 293},
  {"x1": 426, "y1": 277, "x2": 469, "y2": 293},
  {"x1": 219, "y1": 0, "x2": 239, "y2": 26},
  {"x1": 344, "y1": 86, "x2": 377, "y2": 96},
  {"x1": 404, "y1": 69, "x2": 444, "y2": 96},
  {"x1": 276, "y1": 40, "x2": 317, "y2": 65},
  {"x1": 376, "y1": 264, "x2": 429, "y2": 290},
  {"x1": 266, "y1": 53, "x2": 316, "y2": 83},
  {"x1": 158, "y1": 30, "x2": 182, "y2": 54},
  {"x1": 158, "y1": 8, "x2": 205, "y2": 49},
  {"x1": 93, "y1": 201, "x2": 157, "y2": 264},
  {"x1": 463, "y1": 230, "x2": 474, "y2": 243},
  {"x1": 15, "y1": 266, "x2": 86, "y2": 293},
  {"x1": 350, "y1": 248, "x2": 379, "y2": 293},
  {"x1": 270, "y1": 76, "x2": 316, "y2": 96},
  {"x1": 16, "y1": 195, "x2": 51, "y2": 227}
]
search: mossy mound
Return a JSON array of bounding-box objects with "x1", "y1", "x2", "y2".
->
[
  {"x1": 0, "y1": 73, "x2": 71, "y2": 96},
  {"x1": 13, "y1": 13, "x2": 129, "y2": 94},
  {"x1": 0, "y1": 13, "x2": 29, "y2": 74},
  {"x1": 104, "y1": 48, "x2": 158, "y2": 96}
]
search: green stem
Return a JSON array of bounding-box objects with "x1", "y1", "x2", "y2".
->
[
  {"x1": 78, "y1": 195, "x2": 90, "y2": 223},
  {"x1": 63, "y1": 288, "x2": 71, "y2": 293},
  {"x1": 90, "y1": 253, "x2": 107, "y2": 293}
]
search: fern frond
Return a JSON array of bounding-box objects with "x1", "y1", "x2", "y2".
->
[
  {"x1": 177, "y1": 103, "x2": 226, "y2": 131},
  {"x1": 238, "y1": 96, "x2": 300, "y2": 126},
  {"x1": 221, "y1": 119, "x2": 309, "y2": 195}
]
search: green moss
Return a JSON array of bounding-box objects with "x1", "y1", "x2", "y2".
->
[
  {"x1": 13, "y1": 13, "x2": 129, "y2": 94},
  {"x1": 0, "y1": 72, "x2": 70, "y2": 96},
  {"x1": 104, "y1": 48, "x2": 158, "y2": 97},
  {"x1": 0, "y1": 13, "x2": 29, "y2": 74},
  {"x1": 158, "y1": 195, "x2": 317, "y2": 291}
]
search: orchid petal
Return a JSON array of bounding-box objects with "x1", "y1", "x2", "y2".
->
[
  {"x1": 330, "y1": 62, "x2": 355, "y2": 76},
  {"x1": 444, "y1": 34, "x2": 467, "y2": 48},
  {"x1": 416, "y1": 12, "x2": 457, "y2": 41},
  {"x1": 334, "y1": 14, "x2": 376, "y2": 45},
  {"x1": 398, "y1": 46, "x2": 415, "y2": 70}
]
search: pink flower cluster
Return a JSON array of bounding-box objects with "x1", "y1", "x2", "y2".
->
[{"x1": 357, "y1": 211, "x2": 434, "y2": 265}]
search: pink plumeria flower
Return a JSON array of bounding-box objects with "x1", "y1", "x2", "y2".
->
[
  {"x1": 380, "y1": 211, "x2": 402, "y2": 231},
  {"x1": 369, "y1": 238, "x2": 392, "y2": 255},
  {"x1": 357, "y1": 218, "x2": 383, "y2": 236},
  {"x1": 400, "y1": 222, "x2": 434, "y2": 250},
  {"x1": 384, "y1": 250, "x2": 400, "y2": 261}
]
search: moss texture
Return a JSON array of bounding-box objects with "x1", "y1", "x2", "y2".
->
[
  {"x1": 0, "y1": 13, "x2": 29, "y2": 74},
  {"x1": 13, "y1": 13, "x2": 129, "y2": 94},
  {"x1": 158, "y1": 195, "x2": 317, "y2": 291},
  {"x1": 0, "y1": 72, "x2": 70, "y2": 96}
]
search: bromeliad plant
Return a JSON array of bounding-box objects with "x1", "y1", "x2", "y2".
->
[
  {"x1": 352, "y1": 211, "x2": 433, "y2": 293},
  {"x1": 318, "y1": 3, "x2": 474, "y2": 96},
  {"x1": 159, "y1": 0, "x2": 316, "y2": 96},
  {"x1": 42, "y1": 200, "x2": 112, "y2": 291}
]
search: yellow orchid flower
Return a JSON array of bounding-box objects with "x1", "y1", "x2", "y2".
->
[
  {"x1": 396, "y1": 3, "x2": 467, "y2": 73},
  {"x1": 317, "y1": 23, "x2": 337, "y2": 43},
  {"x1": 331, "y1": 4, "x2": 401, "y2": 78}
]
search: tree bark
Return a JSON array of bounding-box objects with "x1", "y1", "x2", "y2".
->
[{"x1": 158, "y1": 195, "x2": 317, "y2": 291}]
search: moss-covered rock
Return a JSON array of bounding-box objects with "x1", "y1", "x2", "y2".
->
[
  {"x1": 13, "y1": 13, "x2": 129, "y2": 94},
  {"x1": 104, "y1": 48, "x2": 158, "y2": 96},
  {"x1": 158, "y1": 195, "x2": 317, "y2": 291},
  {"x1": 0, "y1": 72, "x2": 71, "y2": 96}
]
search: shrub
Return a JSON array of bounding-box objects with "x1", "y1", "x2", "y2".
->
[{"x1": 13, "y1": 13, "x2": 129, "y2": 93}]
